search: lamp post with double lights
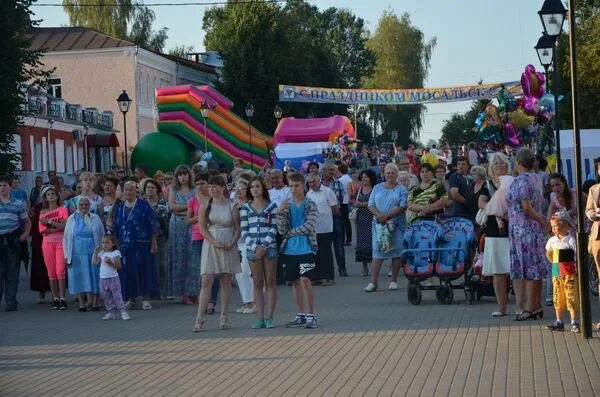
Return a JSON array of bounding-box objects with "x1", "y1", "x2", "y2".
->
[
  {"x1": 245, "y1": 103, "x2": 254, "y2": 170},
  {"x1": 200, "y1": 100, "x2": 211, "y2": 153},
  {"x1": 116, "y1": 90, "x2": 132, "y2": 174},
  {"x1": 538, "y1": 0, "x2": 567, "y2": 172}
]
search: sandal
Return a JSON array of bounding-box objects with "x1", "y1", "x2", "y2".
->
[
  {"x1": 514, "y1": 311, "x2": 533, "y2": 321},
  {"x1": 206, "y1": 303, "x2": 216, "y2": 315},
  {"x1": 193, "y1": 317, "x2": 205, "y2": 332},
  {"x1": 532, "y1": 307, "x2": 544, "y2": 320},
  {"x1": 220, "y1": 315, "x2": 230, "y2": 330}
]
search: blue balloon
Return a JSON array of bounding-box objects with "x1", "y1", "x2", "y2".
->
[
  {"x1": 540, "y1": 93, "x2": 555, "y2": 113},
  {"x1": 201, "y1": 152, "x2": 213, "y2": 161}
]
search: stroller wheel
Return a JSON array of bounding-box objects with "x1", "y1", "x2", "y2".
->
[
  {"x1": 407, "y1": 283, "x2": 422, "y2": 305},
  {"x1": 464, "y1": 286, "x2": 475, "y2": 305},
  {"x1": 437, "y1": 284, "x2": 454, "y2": 304}
]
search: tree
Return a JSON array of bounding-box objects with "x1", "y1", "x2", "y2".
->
[
  {"x1": 202, "y1": 0, "x2": 375, "y2": 134},
  {"x1": 62, "y1": 0, "x2": 169, "y2": 52},
  {"x1": 363, "y1": 11, "x2": 436, "y2": 145},
  {"x1": 439, "y1": 100, "x2": 487, "y2": 146},
  {"x1": 554, "y1": 1, "x2": 600, "y2": 130},
  {"x1": 168, "y1": 45, "x2": 195, "y2": 58},
  {"x1": 0, "y1": 0, "x2": 53, "y2": 176}
]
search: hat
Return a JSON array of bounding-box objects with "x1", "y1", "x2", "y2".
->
[{"x1": 40, "y1": 184, "x2": 56, "y2": 198}]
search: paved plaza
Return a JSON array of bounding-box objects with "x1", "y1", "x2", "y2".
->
[{"x1": 1, "y1": 247, "x2": 600, "y2": 396}]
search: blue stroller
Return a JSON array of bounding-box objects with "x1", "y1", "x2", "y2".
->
[{"x1": 401, "y1": 217, "x2": 476, "y2": 305}]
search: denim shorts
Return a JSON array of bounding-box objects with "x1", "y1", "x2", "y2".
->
[{"x1": 247, "y1": 247, "x2": 278, "y2": 261}]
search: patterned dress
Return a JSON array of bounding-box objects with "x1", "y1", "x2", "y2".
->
[
  {"x1": 507, "y1": 172, "x2": 548, "y2": 280},
  {"x1": 112, "y1": 199, "x2": 159, "y2": 300},
  {"x1": 167, "y1": 189, "x2": 194, "y2": 297},
  {"x1": 368, "y1": 183, "x2": 408, "y2": 260},
  {"x1": 355, "y1": 187, "x2": 373, "y2": 263}
]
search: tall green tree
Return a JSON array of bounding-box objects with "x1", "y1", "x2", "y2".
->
[
  {"x1": 363, "y1": 11, "x2": 436, "y2": 146},
  {"x1": 62, "y1": 0, "x2": 168, "y2": 51},
  {"x1": 0, "y1": 0, "x2": 53, "y2": 176},
  {"x1": 203, "y1": 0, "x2": 375, "y2": 134}
]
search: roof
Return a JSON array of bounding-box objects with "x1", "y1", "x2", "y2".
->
[
  {"x1": 29, "y1": 27, "x2": 216, "y2": 74},
  {"x1": 28, "y1": 27, "x2": 134, "y2": 52}
]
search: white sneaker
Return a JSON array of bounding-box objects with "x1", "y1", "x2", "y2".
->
[
  {"x1": 102, "y1": 312, "x2": 115, "y2": 320},
  {"x1": 241, "y1": 306, "x2": 257, "y2": 314},
  {"x1": 235, "y1": 307, "x2": 246, "y2": 313},
  {"x1": 121, "y1": 311, "x2": 131, "y2": 320},
  {"x1": 165, "y1": 296, "x2": 175, "y2": 300},
  {"x1": 388, "y1": 282, "x2": 398, "y2": 291},
  {"x1": 364, "y1": 282, "x2": 377, "y2": 292},
  {"x1": 142, "y1": 300, "x2": 152, "y2": 310}
]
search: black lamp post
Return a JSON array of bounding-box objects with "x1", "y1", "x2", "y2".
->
[
  {"x1": 274, "y1": 105, "x2": 283, "y2": 125},
  {"x1": 245, "y1": 102, "x2": 254, "y2": 169},
  {"x1": 538, "y1": 0, "x2": 567, "y2": 172},
  {"x1": 116, "y1": 90, "x2": 132, "y2": 174},
  {"x1": 564, "y1": 0, "x2": 592, "y2": 339},
  {"x1": 200, "y1": 100, "x2": 211, "y2": 153}
]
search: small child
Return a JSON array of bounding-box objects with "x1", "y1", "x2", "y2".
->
[
  {"x1": 545, "y1": 211, "x2": 579, "y2": 332},
  {"x1": 93, "y1": 235, "x2": 130, "y2": 321}
]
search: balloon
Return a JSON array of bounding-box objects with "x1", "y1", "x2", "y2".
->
[
  {"x1": 504, "y1": 123, "x2": 520, "y2": 147},
  {"x1": 540, "y1": 93, "x2": 556, "y2": 113},
  {"x1": 508, "y1": 108, "x2": 535, "y2": 129},
  {"x1": 421, "y1": 152, "x2": 439, "y2": 168},
  {"x1": 474, "y1": 112, "x2": 485, "y2": 129},
  {"x1": 483, "y1": 104, "x2": 502, "y2": 129},
  {"x1": 506, "y1": 97, "x2": 518, "y2": 112},
  {"x1": 523, "y1": 96, "x2": 540, "y2": 115},
  {"x1": 521, "y1": 124, "x2": 539, "y2": 138},
  {"x1": 201, "y1": 152, "x2": 213, "y2": 161},
  {"x1": 496, "y1": 87, "x2": 509, "y2": 113}
]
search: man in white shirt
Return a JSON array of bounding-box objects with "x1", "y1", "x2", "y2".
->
[
  {"x1": 268, "y1": 169, "x2": 292, "y2": 209},
  {"x1": 468, "y1": 143, "x2": 479, "y2": 166},
  {"x1": 337, "y1": 163, "x2": 353, "y2": 246},
  {"x1": 306, "y1": 172, "x2": 337, "y2": 286}
]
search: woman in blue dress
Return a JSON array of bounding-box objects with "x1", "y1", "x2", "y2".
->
[
  {"x1": 167, "y1": 165, "x2": 195, "y2": 301},
  {"x1": 63, "y1": 197, "x2": 104, "y2": 311},
  {"x1": 364, "y1": 163, "x2": 408, "y2": 292},
  {"x1": 111, "y1": 181, "x2": 159, "y2": 310}
]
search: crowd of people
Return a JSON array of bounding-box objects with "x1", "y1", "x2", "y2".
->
[{"x1": 1, "y1": 143, "x2": 599, "y2": 333}]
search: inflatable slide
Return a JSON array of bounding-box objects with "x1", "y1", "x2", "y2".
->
[
  {"x1": 273, "y1": 116, "x2": 355, "y2": 169},
  {"x1": 131, "y1": 85, "x2": 272, "y2": 173}
]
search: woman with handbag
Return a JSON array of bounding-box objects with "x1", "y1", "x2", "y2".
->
[
  {"x1": 354, "y1": 170, "x2": 376, "y2": 277},
  {"x1": 585, "y1": 159, "x2": 600, "y2": 330}
]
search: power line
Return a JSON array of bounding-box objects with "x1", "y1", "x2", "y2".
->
[{"x1": 35, "y1": 1, "x2": 285, "y2": 6}]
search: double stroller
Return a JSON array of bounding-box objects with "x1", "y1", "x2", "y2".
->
[{"x1": 401, "y1": 217, "x2": 476, "y2": 305}]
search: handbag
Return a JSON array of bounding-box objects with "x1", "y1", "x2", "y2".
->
[
  {"x1": 349, "y1": 207, "x2": 358, "y2": 221},
  {"x1": 475, "y1": 208, "x2": 487, "y2": 226}
]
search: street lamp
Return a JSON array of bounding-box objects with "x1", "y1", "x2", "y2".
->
[
  {"x1": 200, "y1": 100, "x2": 211, "y2": 153},
  {"x1": 538, "y1": 0, "x2": 566, "y2": 173},
  {"x1": 273, "y1": 105, "x2": 283, "y2": 124},
  {"x1": 565, "y1": 0, "x2": 592, "y2": 338},
  {"x1": 116, "y1": 90, "x2": 132, "y2": 174},
  {"x1": 245, "y1": 102, "x2": 254, "y2": 169}
]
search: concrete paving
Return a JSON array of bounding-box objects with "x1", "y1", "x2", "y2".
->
[{"x1": 1, "y1": 249, "x2": 600, "y2": 396}]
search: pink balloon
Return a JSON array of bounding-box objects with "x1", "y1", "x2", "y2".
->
[{"x1": 505, "y1": 123, "x2": 520, "y2": 147}]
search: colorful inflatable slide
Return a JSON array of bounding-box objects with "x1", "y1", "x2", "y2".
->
[
  {"x1": 273, "y1": 116, "x2": 355, "y2": 169},
  {"x1": 131, "y1": 85, "x2": 272, "y2": 173}
]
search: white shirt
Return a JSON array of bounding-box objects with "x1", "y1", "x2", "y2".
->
[
  {"x1": 99, "y1": 250, "x2": 121, "y2": 279},
  {"x1": 338, "y1": 174, "x2": 352, "y2": 204},
  {"x1": 468, "y1": 149, "x2": 479, "y2": 166},
  {"x1": 307, "y1": 185, "x2": 337, "y2": 234},
  {"x1": 269, "y1": 186, "x2": 292, "y2": 210}
]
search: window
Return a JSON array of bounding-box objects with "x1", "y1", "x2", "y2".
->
[
  {"x1": 66, "y1": 144, "x2": 73, "y2": 174},
  {"x1": 47, "y1": 78, "x2": 62, "y2": 98},
  {"x1": 145, "y1": 75, "x2": 150, "y2": 104},
  {"x1": 49, "y1": 142, "x2": 55, "y2": 171},
  {"x1": 77, "y1": 146, "x2": 84, "y2": 172},
  {"x1": 34, "y1": 142, "x2": 42, "y2": 172},
  {"x1": 55, "y1": 139, "x2": 65, "y2": 173}
]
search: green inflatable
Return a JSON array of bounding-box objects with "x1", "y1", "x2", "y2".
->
[{"x1": 130, "y1": 132, "x2": 192, "y2": 175}]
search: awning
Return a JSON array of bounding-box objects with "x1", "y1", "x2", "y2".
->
[{"x1": 86, "y1": 133, "x2": 120, "y2": 147}]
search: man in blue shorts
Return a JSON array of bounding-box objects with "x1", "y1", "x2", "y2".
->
[{"x1": 277, "y1": 173, "x2": 319, "y2": 329}]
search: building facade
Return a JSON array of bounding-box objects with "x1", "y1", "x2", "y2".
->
[{"x1": 28, "y1": 27, "x2": 217, "y2": 170}]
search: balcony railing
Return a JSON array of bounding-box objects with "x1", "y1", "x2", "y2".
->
[
  {"x1": 25, "y1": 93, "x2": 114, "y2": 130},
  {"x1": 48, "y1": 103, "x2": 62, "y2": 118}
]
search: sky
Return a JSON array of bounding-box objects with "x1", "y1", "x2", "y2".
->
[{"x1": 32, "y1": 0, "x2": 547, "y2": 143}]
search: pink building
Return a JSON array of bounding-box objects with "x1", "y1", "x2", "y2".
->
[{"x1": 28, "y1": 27, "x2": 218, "y2": 169}]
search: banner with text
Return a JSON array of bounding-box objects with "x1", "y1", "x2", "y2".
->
[{"x1": 278, "y1": 81, "x2": 522, "y2": 105}]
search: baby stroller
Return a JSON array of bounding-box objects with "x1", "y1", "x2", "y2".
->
[{"x1": 401, "y1": 217, "x2": 476, "y2": 305}]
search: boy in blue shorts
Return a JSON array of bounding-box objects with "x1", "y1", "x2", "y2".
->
[{"x1": 277, "y1": 173, "x2": 318, "y2": 328}]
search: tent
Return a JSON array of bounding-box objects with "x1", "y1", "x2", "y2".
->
[{"x1": 559, "y1": 129, "x2": 600, "y2": 187}]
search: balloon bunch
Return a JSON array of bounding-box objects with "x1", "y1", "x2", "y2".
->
[{"x1": 476, "y1": 64, "x2": 560, "y2": 147}]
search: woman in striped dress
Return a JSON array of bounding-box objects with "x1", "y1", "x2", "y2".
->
[{"x1": 240, "y1": 176, "x2": 278, "y2": 329}]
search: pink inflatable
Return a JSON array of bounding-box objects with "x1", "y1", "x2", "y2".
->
[{"x1": 273, "y1": 116, "x2": 355, "y2": 145}]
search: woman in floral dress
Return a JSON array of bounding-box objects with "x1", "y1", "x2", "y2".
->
[
  {"x1": 167, "y1": 165, "x2": 195, "y2": 300},
  {"x1": 507, "y1": 148, "x2": 550, "y2": 321}
]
